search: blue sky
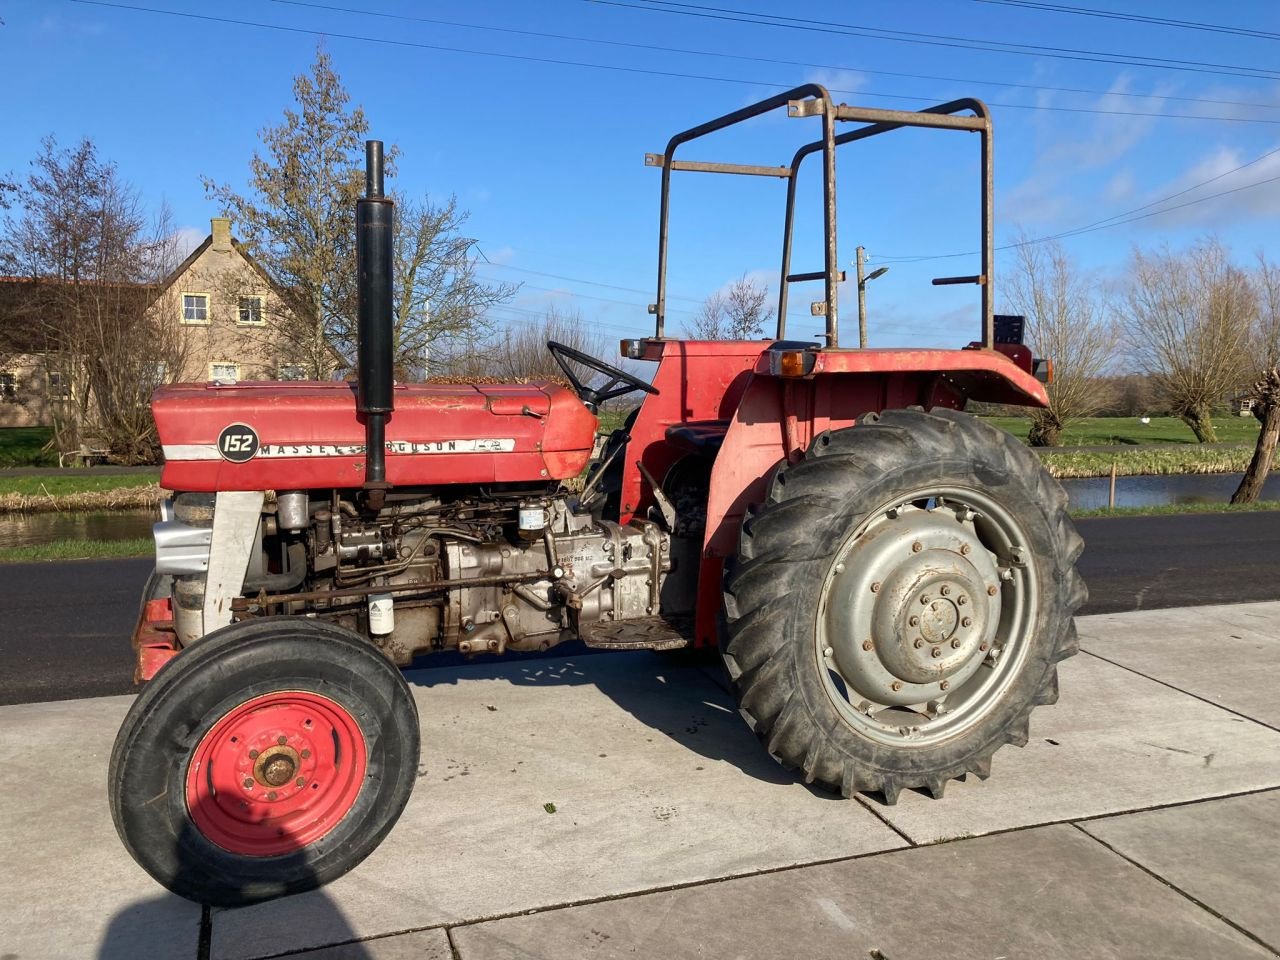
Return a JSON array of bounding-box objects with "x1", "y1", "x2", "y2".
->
[{"x1": 3, "y1": 0, "x2": 1280, "y2": 349}]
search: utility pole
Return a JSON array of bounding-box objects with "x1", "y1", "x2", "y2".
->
[{"x1": 854, "y1": 246, "x2": 889, "y2": 349}]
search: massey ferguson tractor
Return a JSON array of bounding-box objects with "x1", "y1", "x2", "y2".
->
[{"x1": 110, "y1": 86, "x2": 1084, "y2": 907}]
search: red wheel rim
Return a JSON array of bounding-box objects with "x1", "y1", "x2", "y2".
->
[{"x1": 185, "y1": 691, "x2": 367, "y2": 856}]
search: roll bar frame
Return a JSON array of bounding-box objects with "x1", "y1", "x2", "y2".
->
[{"x1": 645, "y1": 84, "x2": 994, "y2": 350}]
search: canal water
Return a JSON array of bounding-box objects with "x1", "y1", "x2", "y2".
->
[
  {"x1": 1058, "y1": 472, "x2": 1280, "y2": 510},
  {"x1": 0, "y1": 509, "x2": 155, "y2": 549},
  {"x1": 0, "y1": 472, "x2": 1277, "y2": 548}
]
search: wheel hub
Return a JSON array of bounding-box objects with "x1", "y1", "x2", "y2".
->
[
  {"x1": 824, "y1": 506, "x2": 1002, "y2": 706},
  {"x1": 185, "y1": 691, "x2": 368, "y2": 856}
]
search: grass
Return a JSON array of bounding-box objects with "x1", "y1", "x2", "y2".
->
[
  {"x1": 1071, "y1": 500, "x2": 1280, "y2": 519},
  {"x1": 0, "y1": 427, "x2": 58, "y2": 467},
  {"x1": 1040, "y1": 446, "x2": 1253, "y2": 479},
  {"x1": 0, "y1": 473, "x2": 160, "y2": 497},
  {"x1": 983, "y1": 415, "x2": 1259, "y2": 446},
  {"x1": 0, "y1": 537, "x2": 153, "y2": 564}
]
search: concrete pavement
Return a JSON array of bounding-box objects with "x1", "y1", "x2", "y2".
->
[{"x1": 1, "y1": 602, "x2": 1278, "y2": 959}]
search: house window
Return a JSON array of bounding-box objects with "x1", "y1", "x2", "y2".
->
[
  {"x1": 0, "y1": 372, "x2": 15, "y2": 402},
  {"x1": 47, "y1": 371, "x2": 70, "y2": 398},
  {"x1": 210, "y1": 362, "x2": 240, "y2": 383},
  {"x1": 182, "y1": 293, "x2": 210, "y2": 324},
  {"x1": 278, "y1": 364, "x2": 306, "y2": 381},
  {"x1": 237, "y1": 295, "x2": 265, "y2": 325}
]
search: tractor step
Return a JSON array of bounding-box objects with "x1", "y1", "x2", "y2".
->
[{"x1": 583, "y1": 616, "x2": 692, "y2": 651}]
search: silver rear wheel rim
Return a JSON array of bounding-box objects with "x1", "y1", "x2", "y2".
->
[{"x1": 815, "y1": 485, "x2": 1038, "y2": 748}]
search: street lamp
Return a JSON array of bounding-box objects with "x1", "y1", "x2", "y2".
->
[{"x1": 854, "y1": 246, "x2": 889, "y2": 349}]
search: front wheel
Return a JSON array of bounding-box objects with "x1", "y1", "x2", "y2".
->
[
  {"x1": 109, "y1": 617, "x2": 420, "y2": 906},
  {"x1": 723, "y1": 408, "x2": 1085, "y2": 803}
]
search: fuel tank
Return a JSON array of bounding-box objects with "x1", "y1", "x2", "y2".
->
[{"x1": 154, "y1": 380, "x2": 598, "y2": 492}]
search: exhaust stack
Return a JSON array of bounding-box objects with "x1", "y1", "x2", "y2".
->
[{"x1": 356, "y1": 140, "x2": 394, "y2": 503}]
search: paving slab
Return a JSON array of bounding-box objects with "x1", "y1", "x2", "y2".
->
[
  {"x1": 863, "y1": 652, "x2": 1280, "y2": 843},
  {"x1": 451, "y1": 824, "x2": 1274, "y2": 960},
  {"x1": 1078, "y1": 602, "x2": 1280, "y2": 728},
  {"x1": 289, "y1": 929, "x2": 452, "y2": 959},
  {"x1": 1080, "y1": 789, "x2": 1280, "y2": 952},
  {"x1": 0, "y1": 697, "x2": 202, "y2": 960},
  {"x1": 210, "y1": 653, "x2": 903, "y2": 960}
]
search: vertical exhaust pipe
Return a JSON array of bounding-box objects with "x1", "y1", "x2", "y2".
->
[{"x1": 356, "y1": 140, "x2": 394, "y2": 506}]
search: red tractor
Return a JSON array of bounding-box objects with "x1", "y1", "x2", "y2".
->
[{"x1": 110, "y1": 86, "x2": 1084, "y2": 906}]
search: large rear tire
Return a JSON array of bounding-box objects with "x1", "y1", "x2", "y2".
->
[
  {"x1": 109, "y1": 617, "x2": 420, "y2": 906},
  {"x1": 723, "y1": 408, "x2": 1085, "y2": 803}
]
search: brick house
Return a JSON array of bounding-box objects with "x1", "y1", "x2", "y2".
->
[{"x1": 0, "y1": 218, "x2": 309, "y2": 429}]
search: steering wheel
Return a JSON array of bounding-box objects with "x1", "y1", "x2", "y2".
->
[{"x1": 546, "y1": 341, "x2": 659, "y2": 409}]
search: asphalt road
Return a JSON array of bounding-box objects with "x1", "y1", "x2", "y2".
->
[{"x1": 3, "y1": 512, "x2": 1279, "y2": 706}]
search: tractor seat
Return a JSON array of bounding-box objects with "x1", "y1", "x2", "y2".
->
[{"x1": 665, "y1": 419, "x2": 730, "y2": 458}]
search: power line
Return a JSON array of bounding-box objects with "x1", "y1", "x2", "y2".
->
[
  {"x1": 68, "y1": 1, "x2": 1280, "y2": 126},
  {"x1": 874, "y1": 158, "x2": 1280, "y2": 264},
  {"x1": 972, "y1": 0, "x2": 1280, "y2": 43},
  {"x1": 600, "y1": 0, "x2": 1280, "y2": 82},
  {"x1": 271, "y1": 0, "x2": 1280, "y2": 113}
]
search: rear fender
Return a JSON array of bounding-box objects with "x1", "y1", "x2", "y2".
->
[{"x1": 690, "y1": 351, "x2": 1047, "y2": 647}]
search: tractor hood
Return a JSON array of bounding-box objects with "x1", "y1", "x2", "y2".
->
[{"x1": 153, "y1": 380, "x2": 598, "y2": 492}]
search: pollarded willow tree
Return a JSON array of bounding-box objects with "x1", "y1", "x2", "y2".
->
[
  {"x1": 1121, "y1": 238, "x2": 1255, "y2": 443},
  {"x1": 1233, "y1": 254, "x2": 1280, "y2": 503},
  {"x1": 203, "y1": 48, "x2": 513, "y2": 380},
  {"x1": 1004, "y1": 236, "x2": 1118, "y2": 446}
]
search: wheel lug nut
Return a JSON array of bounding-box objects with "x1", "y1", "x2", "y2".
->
[
  {"x1": 988, "y1": 585, "x2": 998, "y2": 596},
  {"x1": 277, "y1": 736, "x2": 288, "y2": 745},
  {"x1": 962, "y1": 617, "x2": 973, "y2": 628},
  {"x1": 931, "y1": 647, "x2": 943, "y2": 659},
  {"x1": 296, "y1": 777, "x2": 306, "y2": 787},
  {"x1": 871, "y1": 582, "x2": 881, "y2": 593},
  {"x1": 951, "y1": 639, "x2": 961, "y2": 649},
  {"x1": 920, "y1": 595, "x2": 931, "y2": 605},
  {"x1": 862, "y1": 639, "x2": 874, "y2": 651},
  {"x1": 911, "y1": 541, "x2": 923, "y2": 553},
  {"x1": 940, "y1": 680, "x2": 950, "y2": 691},
  {"x1": 242, "y1": 778, "x2": 254, "y2": 789},
  {"x1": 891, "y1": 681, "x2": 903, "y2": 692},
  {"x1": 940, "y1": 585, "x2": 951, "y2": 597},
  {"x1": 909, "y1": 615, "x2": 920, "y2": 626},
  {"x1": 957, "y1": 595, "x2": 967, "y2": 606},
  {"x1": 824, "y1": 646, "x2": 834, "y2": 658},
  {"x1": 913, "y1": 638, "x2": 924, "y2": 649},
  {"x1": 301, "y1": 749, "x2": 311, "y2": 759},
  {"x1": 960, "y1": 544, "x2": 971, "y2": 555},
  {"x1": 980, "y1": 642, "x2": 989, "y2": 651},
  {"x1": 267, "y1": 791, "x2": 277, "y2": 801},
  {"x1": 248, "y1": 749, "x2": 259, "y2": 759}
]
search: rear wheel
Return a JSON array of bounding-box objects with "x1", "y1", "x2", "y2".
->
[
  {"x1": 109, "y1": 617, "x2": 419, "y2": 906},
  {"x1": 723, "y1": 408, "x2": 1085, "y2": 802}
]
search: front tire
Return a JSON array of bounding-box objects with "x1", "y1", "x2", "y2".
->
[
  {"x1": 109, "y1": 617, "x2": 420, "y2": 906},
  {"x1": 723, "y1": 408, "x2": 1085, "y2": 803}
]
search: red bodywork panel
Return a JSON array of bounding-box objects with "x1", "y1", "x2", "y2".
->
[
  {"x1": 155, "y1": 381, "x2": 598, "y2": 492},
  {"x1": 618, "y1": 341, "x2": 1048, "y2": 647},
  {"x1": 134, "y1": 597, "x2": 179, "y2": 682}
]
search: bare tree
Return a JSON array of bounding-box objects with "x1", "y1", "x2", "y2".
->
[
  {"x1": 488, "y1": 305, "x2": 609, "y2": 385},
  {"x1": 391, "y1": 194, "x2": 515, "y2": 379},
  {"x1": 1232, "y1": 254, "x2": 1280, "y2": 503},
  {"x1": 0, "y1": 137, "x2": 188, "y2": 462},
  {"x1": 1004, "y1": 237, "x2": 1118, "y2": 446},
  {"x1": 1121, "y1": 238, "x2": 1254, "y2": 443},
  {"x1": 691, "y1": 274, "x2": 772, "y2": 340},
  {"x1": 204, "y1": 48, "x2": 511, "y2": 379}
]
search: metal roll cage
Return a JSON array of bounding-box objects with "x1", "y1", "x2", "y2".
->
[{"x1": 646, "y1": 83, "x2": 994, "y2": 350}]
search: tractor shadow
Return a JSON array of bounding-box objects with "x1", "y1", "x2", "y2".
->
[
  {"x1": 405, "y1": 646, "x2": 839, "y2": 799},
  {"x1": 98, "y1": 807, "x2": 373, "y2": 959}
]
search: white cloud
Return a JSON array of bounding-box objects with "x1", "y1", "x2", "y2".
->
[
  {"x1": 171, "y1": 226, "x2": 206, "y2": 258},
  {"x1": 1139, "y1": 143, "x2": 1280, "y2": 229}
]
